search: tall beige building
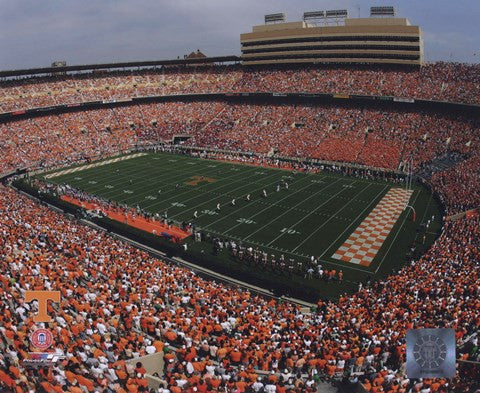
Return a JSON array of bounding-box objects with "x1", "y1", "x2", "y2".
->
[{"x1": 241, "y1": 17, "x2": 424, "y2": 66}]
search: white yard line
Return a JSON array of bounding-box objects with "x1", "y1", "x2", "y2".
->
[
  {"x1": 289, "y1": 182, "x2": 378, "y2": 252},
  {"x1": 318, "y1": 185, "x2": 390, "y2": 258},
  {"x1": 201, "y1": 175, "x2": 313, "y2": 229},
  {"x1": 68, "y1": 156, "x2": 200, "y2": 197},
  {"x1": 419, "y1": 192, "x2": 433, "y2": 226},
  {"x1": 44, "y1": 153, "x2": 147, "y2": 178},
  {"x1": 374, "y1": 190, "x2": 420, "y2": 273},
  {"x1": 172, "y1": 171, "x2": 286, "y2": 220},
  {"x1": 145, "y1": 165, "x2": 261, "y2": 211},
  {"x1": 267, "y1": 181, "x2": 365, "y2": 248},
  {"x1": 239, "y1": 178, "x2": 343, "y2": 240}
]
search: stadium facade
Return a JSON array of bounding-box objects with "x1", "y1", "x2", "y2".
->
[{"x1": 241, "y1": 17, "x2": 424, "y2": 66}]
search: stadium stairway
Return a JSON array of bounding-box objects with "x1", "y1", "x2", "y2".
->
[
  {"x1": 417, "y1": 152, "x2": 467, "y2": 179},
  {"x1": 199, "y1": 105, "x2": 227, "y2": 132}
]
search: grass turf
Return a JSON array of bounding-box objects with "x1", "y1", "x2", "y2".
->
[{"x1": 39, "y1": 151, "x2": 443, "y2": 300}]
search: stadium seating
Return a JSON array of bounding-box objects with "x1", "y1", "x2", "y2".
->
[
  {"x1": 3, "y1": 102, "x2": 478, "y2": 213},
  {"x1": 2, "y1": 63, "x2": 480, "y2": 113},
  {"x1": 1, "y1": 182, "x2": 479, "y2": 391},
  {"x1": 0, "y1": 65, "x2": 479, "y2": 392}
]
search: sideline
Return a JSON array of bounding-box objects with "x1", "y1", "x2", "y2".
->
[{"x1": 10, "y1": 183, "x2": 316, "y2": 309}]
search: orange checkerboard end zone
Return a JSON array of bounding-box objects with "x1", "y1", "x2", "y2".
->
[{"x1": 332, "y1": 187, "x2": 413, "y2": 266}]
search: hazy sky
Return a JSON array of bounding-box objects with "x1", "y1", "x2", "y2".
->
[{"x1": 1, "y1": 0, "x2": 479, "y2": 70}]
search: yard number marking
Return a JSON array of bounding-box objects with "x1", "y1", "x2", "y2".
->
[
  {"x1": 201, "y1": 209, "x2": 218, "y2": 216},
  {"x1": 280, "y1": 227, "x2": 301, "y2": 235},
  {"x1": 236, "y1": 218, "x2": 256, "y2": 225}
]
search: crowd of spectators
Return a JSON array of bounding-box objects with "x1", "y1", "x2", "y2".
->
[
  {"x1": 138, "y1": 103, "x2": 477, "y2": 178},
  {"x1": 0, "y1": 65, "x2": 479, "y2": 391},
  {"x1": 233, "y1": 63, "x2": 480, "y2": 105},
  {"x1": 430, "y1": 154, "x2": 480, "y2": 213},
  {"x1": 0, "y1": 109, "x2": 139, "y2": 173},
  {"x1": 1, "y1": 101, "x2": 478, "y2": 213},
  {"x1": 2, "y1": 62, "x2": 480, "y2": 113},
  {"x1": 0, "y1": 67, "x2": 243, "y2": 112},
  {"x1": 1, "y1": 174, "x2": 479, "y2": 392}
]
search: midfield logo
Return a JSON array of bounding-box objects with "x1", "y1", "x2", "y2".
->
[{"x1": 185, "y1": 175, "x2": 217, "y2": 186}]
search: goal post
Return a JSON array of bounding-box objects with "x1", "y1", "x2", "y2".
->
[{"x1": 404, "y1": 205, "x2": 416, "y2": 222}]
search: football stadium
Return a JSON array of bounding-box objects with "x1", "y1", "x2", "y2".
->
[{"x1": 0, "y1": 2, "x2": 479, "y2": 393}]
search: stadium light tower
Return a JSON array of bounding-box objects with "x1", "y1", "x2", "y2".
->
[
  {"x1": 264, "y1": 13, "x2": 286, "y2": 24},
  {"x1": 303, "y1": 11, "x2": 325, "y2": 26},
  {"x1": 370, "y1": 6, "x2": 396, "y2": 17},
  {"x1": 324, "y1": 9, "x2": 348, "y2": 26}
]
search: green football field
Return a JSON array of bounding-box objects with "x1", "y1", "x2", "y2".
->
[{"x1": 39, "y1": 151, "x2": 442, "y2": 299}]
